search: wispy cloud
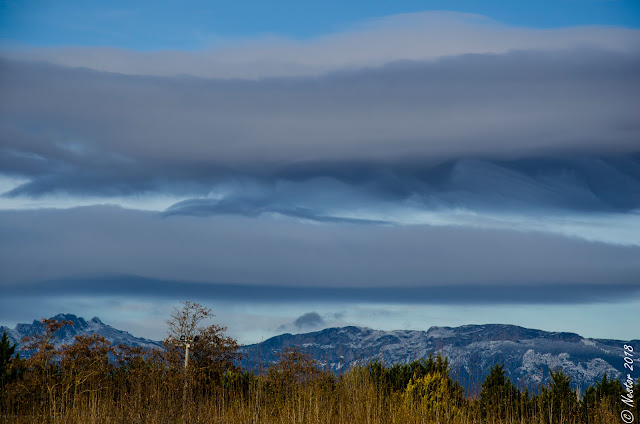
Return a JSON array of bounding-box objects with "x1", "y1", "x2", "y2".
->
[{"x1": 3, "y1": 11, "x2": 639, "y2": 78}]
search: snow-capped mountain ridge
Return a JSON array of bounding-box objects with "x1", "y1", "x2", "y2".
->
[
  {"x1": 2, "y1": 316, "x2": 637, "y2": 396},
  {"x1": 240, "y1": 324, "x2": 639, "y2": 395},
  {"x1": 1, "y1": 313, "x2": 162, "y2": 354}
]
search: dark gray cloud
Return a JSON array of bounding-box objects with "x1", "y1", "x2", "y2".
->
[
  {"x1": 157, "y1": 155, "x2": 640, "y2": 222},
  {"x1": 0, "y1": 206, "x2": 638, "y2": 290},
  {"x1": 2, "y1": 275, "x2": 639, "y2": 305},
  {"x1": 294, "y1": 312, "x2": 325, "y2": 329},
  {"x1": 1, "y1": 44, "x2": 639, "y2": 317},
  {"x1": 1, "y1": 48, "x2": 639, "y2": 201},
  {"x1": 163, "y1": 196, "x2": 390, "y2": 224}
]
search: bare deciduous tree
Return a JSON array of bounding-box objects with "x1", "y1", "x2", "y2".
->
[
  {"x1": 166, "y1": 301, "x2": 212, "y2": 342},
  {"x1": 165, "y1": 301, "x2": 242, "y2": 375}
]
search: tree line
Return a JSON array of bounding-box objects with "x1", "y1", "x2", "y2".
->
[{"x1": 1, "y1": 302, "x2": 638, "y2": 423}]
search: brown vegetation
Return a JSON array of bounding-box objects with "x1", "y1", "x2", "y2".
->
[{"x1": 1, "y1": 304, "x2": 638, "y2": 423}]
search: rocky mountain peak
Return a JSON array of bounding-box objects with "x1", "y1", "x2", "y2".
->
[
  {"x1": 241, "y1": 323, "x2": 639, "y2": 395},
  {"x1": 1, "y1": 314, "x2": 162, "y2": 354}
]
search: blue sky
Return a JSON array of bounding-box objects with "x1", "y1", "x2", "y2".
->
[
  {"x1": 1, "y1": 0, "x2": 640, "y2": 49},
  {"x1": 0, "y1": 1, "x2": 639, "y2": 344}
]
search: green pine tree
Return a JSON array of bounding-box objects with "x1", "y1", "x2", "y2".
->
[
  {"x1": 544, "y1": 368, "x2": 579, "y2": 424},
  {"x1": 480, "y1": 363, "x2": 521, "y2": 421},
  {"x1": 0, "y1": 330, "x2": 18, "y2": 393}
]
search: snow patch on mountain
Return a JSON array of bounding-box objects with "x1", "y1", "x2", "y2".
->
[
  {"x1": 240, "y1": 324, "x2": 639, "y2": 395},
  {"x1": 0, "y1": 313, "x2": 163, "y2": 355}
]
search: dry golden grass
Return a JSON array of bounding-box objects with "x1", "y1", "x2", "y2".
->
[
  {"x1": 1, "y1": 315, "x2": 633, "y2": 424},
  {"x1": 1, "y1": 364, "x2": 627, "y2": 424}
]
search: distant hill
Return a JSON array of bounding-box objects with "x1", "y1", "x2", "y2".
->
[
  {"x1": 3, "y1": 315, "x2": 637, "y2": 395},
  {"x1": 240, "y1": 324, "x2": 639, "y2": 395},
  {"x1": 0, "y1": 313, "x2": 163, "y2": 356}
]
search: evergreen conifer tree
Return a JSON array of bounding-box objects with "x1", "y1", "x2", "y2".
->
[
  {"x1": 480, "y1": 363, "x2": 521, "y2": 421},
  {"x1": 0, "y1": 330, "x2": 17, "y2": 391}
]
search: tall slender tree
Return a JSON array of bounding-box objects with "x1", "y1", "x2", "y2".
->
[
  {"x1": 0, "y1": 330, "x2": 17, "y2": 393},
  {"x1": 480, "y1": 363, "x2": 521, "y2": 421}
]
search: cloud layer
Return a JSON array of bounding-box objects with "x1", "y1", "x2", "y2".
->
[
  {"x1": 1, "y1": 48, "x2": 639, "y2": 203},
  {"x1": 1, "y1": 11, "x2": 639, "y2": 331},
  {"x1": 1, "y1": 207, "x2": 638, "y2": 290}
]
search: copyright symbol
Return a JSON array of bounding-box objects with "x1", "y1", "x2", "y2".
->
[{"x1": 622, "y1": 409, "x2": 634, "y2": 423}]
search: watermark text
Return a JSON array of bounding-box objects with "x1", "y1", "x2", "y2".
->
[{"x1": 620, "y1": 344, "x2": 635, "y2": 424}]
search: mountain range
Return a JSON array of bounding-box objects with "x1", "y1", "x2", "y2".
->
[
  {"x1": 2, "y1": 315, "x2": 637, "y2": 395},
  {"x1": 0, "y1": 313, "x2": 163, "y2": 356},
  {"x1": 242, "y1": 324, "x2": 638, "y2": 395}
]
